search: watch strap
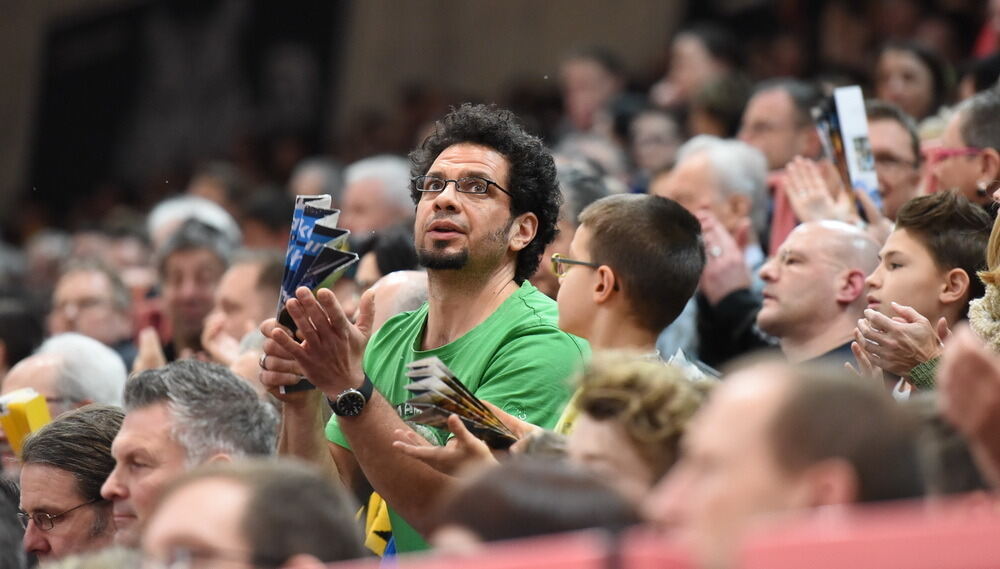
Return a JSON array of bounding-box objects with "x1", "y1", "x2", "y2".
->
[
  {"x1": 327, "y1": 374, "x2": 375, "y2": 414},
  {"x1": 356, "y1": 374, "x2": 374, "y2": 401}
]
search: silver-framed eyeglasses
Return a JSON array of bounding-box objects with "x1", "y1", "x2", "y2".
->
[
  {"x1": 413, "y1": 175, "x2": 511, "y2": 197},
  {"x1": 18, "y1": 498, "x2": 102, "y2": 531}
]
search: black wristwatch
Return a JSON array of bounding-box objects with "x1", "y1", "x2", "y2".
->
[{"x1": 329, "y1": 375, "x2": 374, "y2": 417}]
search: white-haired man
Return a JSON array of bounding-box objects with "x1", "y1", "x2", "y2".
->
[
  {"x1": 2, "y1": 333, "x2": 126, "y2": 418},
  {"x1": 1, "y1": 333, "x2": 127, "y2": 475},
  {"x1": 651, "y1": 135, "x2": 769, "y2": 254},
  {"x1": 340, "y1": 155, "x2": 414, "y2": 239},
  {"x1": 649, "y1": 135, "x2": 770, "y2": 365}
]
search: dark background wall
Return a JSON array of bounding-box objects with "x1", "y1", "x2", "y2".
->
[{"x1": 0, "y1": 0, "x2": 683, "y2": 224}]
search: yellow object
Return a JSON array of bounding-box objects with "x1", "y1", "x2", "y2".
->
[
  {"x1": 553, "y1": 389, "x2": 581, "y2": 435},
  {"x1": 363, "y1": 492, "x2": 392, "y2": 556},
  {"x1": 0, "y1": 388, "x2": 51, "y2": 457}
]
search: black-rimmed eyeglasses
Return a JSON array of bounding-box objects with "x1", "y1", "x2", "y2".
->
[
  {"x1": 413, "y1": 175, "x2": 511, "y2": 197},
  {"x1": 18, "y1": 498, "x2": 102, "y2": 531},
  {"x1": 551, "y1": 253, "x2": 602, "y2": 278}
]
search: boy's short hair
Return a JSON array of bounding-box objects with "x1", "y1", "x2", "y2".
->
[
  {"x1": 578, "y1": 194, "x2": 705, "y2": 332},
  {"x1": 894, "y1": 192, "x2": 991, "y2": 315}
]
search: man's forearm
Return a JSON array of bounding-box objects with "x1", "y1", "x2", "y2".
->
[
  {"x1": 278, "y1": 391, "x2": 344, "y2": 484},
  {"x1": 338, "y1": 392, "x2": 456, "y2": 537}
]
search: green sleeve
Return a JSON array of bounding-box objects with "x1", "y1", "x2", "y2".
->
[{"x1": 473, "y1": 327, "x2": 588, "y2": 430}]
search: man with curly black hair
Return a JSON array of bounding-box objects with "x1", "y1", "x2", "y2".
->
[
  {"x1": 407, "y1": 104, "x2": 563, "y2": 283},
  {"x1": 258, "y1": 104, "x2": 589, "y2": 554}
]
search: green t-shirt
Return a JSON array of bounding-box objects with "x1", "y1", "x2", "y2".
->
[{"x1": 325, "y1": 281, "x2": 589, "y2": 553}]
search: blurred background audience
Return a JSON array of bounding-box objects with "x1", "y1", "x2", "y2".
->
[{"x1": 1, "y1": 1, "x2": 1000, "y2": 567}]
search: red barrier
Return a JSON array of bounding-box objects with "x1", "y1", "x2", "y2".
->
[
  {"x1": 737, "y1": 499, "x2": 1000, "y2": 569},
  {"x1": 328, "y1": 531, "x2": 616, "y2": 569},
  {"x1": 328, "y1": 498, "x2": 1000, "y2": 569}
]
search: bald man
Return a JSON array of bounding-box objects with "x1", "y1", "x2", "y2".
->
[{"x1": 757, "y1": 221, "x2": 880, "y2": 364}]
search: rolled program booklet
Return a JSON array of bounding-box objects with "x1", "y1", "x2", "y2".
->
[
  {"x1": 403, "y1": 357, "x2": 519, "y2": 449},
  {"x1": 275, "y1": 195, "x2": 359, "y2": 393}
]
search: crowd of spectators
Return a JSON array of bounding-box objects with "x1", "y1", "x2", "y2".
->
[{"x1": 2, "y1": 1, "x2": 1000, "y2": 568}]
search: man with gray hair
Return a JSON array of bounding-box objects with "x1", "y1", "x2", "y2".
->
[
  {"x1": 1, "y1": 333, "x2": 125, "y2": 477},
  {"x1": 100, "y1": 359, "x2": 278, "y2": 546},
  {"x1": 339, "y1": 155, "x2": 414, "y2": 238},
  {"x1": 650, "y1": 135, "x2": 769, "y2": 362},
  {"x1": 651, "y1": 135, "x2": 769, "y2": 247},
  {"x1": 19, "y1": 405, "x2": 123, "y2": 561}
]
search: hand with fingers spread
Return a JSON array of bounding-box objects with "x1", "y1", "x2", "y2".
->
[
  {"x1": 392, "y1": 414, "x2": 498, "y2": 476},
  {"x1": 854, "y1": 302, "x2": 946, "y2": 378},
  {"x1": 261, "y1": 286, "x2": 371, "y2": 399},
  {"x1": 784, "y1": 157, "x2": 858, "y2": 224},
  {"x1": 696, "y1": 210, "x2": 752, "y2": 305}
]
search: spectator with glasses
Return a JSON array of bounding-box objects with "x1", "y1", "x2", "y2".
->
[
  {"x1": 18, "y1": 405, "x2": 123, "y2": 562},
  {"x1": 257, "y1": 103, "x2": 588, "y2": 554},
  {"x1": 47, "y1": 258, "x2": 137, "y2": 368},
  {"x1": 391, "y1": 195, "x2": 708, "y2": 493},
  {"x1": 866, "y1": 100, "x2": 923, "y2": 221},
  {"x1": 554, "y1": 193, "x2": 704, "y2": 358},
  {"x1": 928, "y1": 87, "x2": 1000, "y2": 206}
]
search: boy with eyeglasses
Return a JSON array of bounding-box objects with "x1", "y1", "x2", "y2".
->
[{"x1": 554, "y1": 193, "x2": 705, "y2": 358}]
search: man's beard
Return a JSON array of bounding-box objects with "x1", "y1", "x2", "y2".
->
[
  {"x1": 417, "y1": 247, "x2": 469, "y2": 270},
  {"x1": 417, "y1": 217, "x2": 514, "y2": 272}
]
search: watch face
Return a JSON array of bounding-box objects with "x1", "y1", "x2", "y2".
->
[{"x1": 336, "y1": 390, "x2": 366, "y2": 416}]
